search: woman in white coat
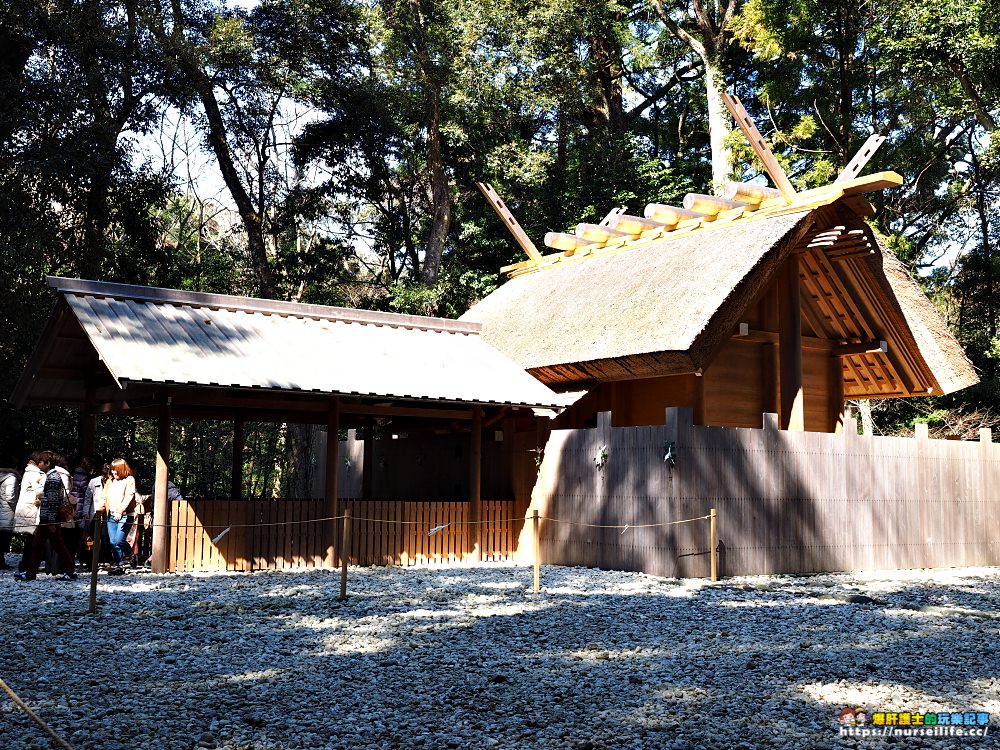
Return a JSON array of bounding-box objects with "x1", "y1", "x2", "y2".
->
[
  {"x1": 0, "y1": 459, "x2": 21, "y2": 569},
  {"x1": 12, "y1": 450, "x2": 51, "y2": 573}
]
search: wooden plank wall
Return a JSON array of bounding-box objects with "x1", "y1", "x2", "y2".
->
[
  {"x1": 528, "y1": 409, "x2": 1000, "y2": 577},
  {"x1": 314, "y1": 430, "x2": 515, "y2": 500},
  {"x1": 167, "y1": 499, "x2": 520, "y2": 572}
]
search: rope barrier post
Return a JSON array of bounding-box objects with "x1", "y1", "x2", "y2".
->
[
  {"x1": 709, "y1": 507, "x2": 718, "y2": 582},
  {"x1": 88, "y1": 512, "x2": 104, "y2": 614},
  {"x1": 338, "y1": 506, "x2": 350, "y2": 601},
  {"x1": 532, "y1": 509, "x2": 540, "y2": 593}
]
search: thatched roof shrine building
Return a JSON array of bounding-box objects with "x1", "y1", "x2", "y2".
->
[{"x1": 465, "y1": 173, "x2": 977, "y2": 433}]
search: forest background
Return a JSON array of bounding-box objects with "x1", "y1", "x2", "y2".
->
[{"x1": 1, "y1": 0, "x2": 998, "y2": 498}]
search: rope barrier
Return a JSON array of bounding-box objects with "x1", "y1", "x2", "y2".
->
[
  {"x1": 542, "y1": 514, "x2": 712, "y2": 530},
  {"x1": 126, "y1": 512, "x2": 711, "y2": 532},
  {"x1": 0, "y1": 676, "x2": 75, "y2": 750}
]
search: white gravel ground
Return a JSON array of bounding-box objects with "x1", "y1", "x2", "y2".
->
[{"x1": 1, "y1": 560, "x2": 998, "y2": 750}]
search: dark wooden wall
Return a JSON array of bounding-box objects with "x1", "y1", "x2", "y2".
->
[{"x1": 530, "y1": 409, "x2": 1000, "y2": 577}]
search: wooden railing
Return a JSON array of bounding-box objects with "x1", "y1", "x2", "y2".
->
[{"x1": 166, "y1": 498, "x2": 522, "y2": 573}]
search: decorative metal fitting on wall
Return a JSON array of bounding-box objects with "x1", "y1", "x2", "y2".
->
[{"x1": 594, "y1": 445, "x2": 608, "y2": 470}]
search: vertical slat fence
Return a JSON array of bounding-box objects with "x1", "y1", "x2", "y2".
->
[{"x1": 166, "y1": 498, "x2": 520, "y2": 572}]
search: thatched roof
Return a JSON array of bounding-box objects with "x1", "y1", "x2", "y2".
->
[
  {"x1": 866, "y1": 245, "x2": 979, "y2": 394},
  {"x1": 463, "y1": 196, "x2": 977, "y2": 398},
  {"x1": 462, "y1": 211, "x2": 811, "y2": 377}
]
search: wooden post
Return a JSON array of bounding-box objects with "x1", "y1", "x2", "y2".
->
[
  {"x1": 87, "y1": 512, "x2": 104, "y2": 614},
  {"x1": 469, "y1": 405, "x2": 483, "y2": 560},
  {"x1": 532, "y1": 509, "x2": 540, "y2": 593},
  {"x1": 829, "y1": 356, "x2": 845, "y2": 434},
  {"x1": 79, "y1": 380, "x2": 96, "y2": 457},
  {"x1": 709, "y1": 507, "x2": 718, "y2": 582},
  {"x1": 151, "y1": 397, "x2": 171, "y2": 574},
  {"x1": 761, "y1": 343, "x2": 779, "y2": 418},
  {"x1": 338, "y1": 505, "x2": 350, "y2": 601},
  {"x1": 231, "y1": 414, "x2": 245, "y2": 500},
  {"x1": 844, "y1": 414, "x2": 858, "y2": 436},
  {"x1": 692, "y1": 372, "x2": 706, "y2": 426},
  {"x1": 325, "y1": 398, "x2": 341, "y2": 569},
  {"x1": 778, "y1": 256, "x2": 804, "y2": 431},
  {"x1": 362, "y1": 416, "x2": 374, "y2": 501}
]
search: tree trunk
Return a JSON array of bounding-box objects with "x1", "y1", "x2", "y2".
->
[
  {"x1": 191, "y1": 74, "x2": 275, "y2": 298},
  {"x1": 589, "y1": 29, "x2": 625, "y2": 132},
  {"x1": 857, "y1": 399, "x2": 874, "y2": 436},
  {"x1": 406, "y1": 0, "x2": 451, "y2": 289},
  {"x1": 420, "y1": 83, "x2": 451, "y2": 287},
  {"x1": 704, "y1": 58, "x2": 732, "y2": 194},
  {"x1": 148, "y1": 2, "x2": 276, "y2": 299}
]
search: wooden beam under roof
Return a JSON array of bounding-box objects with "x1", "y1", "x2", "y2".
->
[{"x1": 834, "y1": 340, "x2": 887, "y2": 356}]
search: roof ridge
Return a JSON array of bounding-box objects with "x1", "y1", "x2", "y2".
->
[
  {"x1": 46, "y1": 277, "x2": 481, "y2": 335},
  {"x1": 505, "y1": 172, "x2": 903, "y2": 278}
]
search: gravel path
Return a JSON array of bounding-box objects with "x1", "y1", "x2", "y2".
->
[{"x1": 1, "y1": 560, "x2": 998, "y2": 750}]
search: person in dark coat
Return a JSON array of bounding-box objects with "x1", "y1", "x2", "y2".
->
[{"x1": 68, "y1": 456, "x2": 98, "y2": 568}]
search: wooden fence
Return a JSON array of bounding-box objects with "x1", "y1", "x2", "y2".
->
[
  {"x1": 166, "y1": 498, "x2": 521, "y2": 572},
  {"x1": 530, "y1": 408, "x2": 1000, "y2": 578}
]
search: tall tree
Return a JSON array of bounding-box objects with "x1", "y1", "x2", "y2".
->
[{"x1": 650, "y1": 0, "x2": 740, "y2": 191}]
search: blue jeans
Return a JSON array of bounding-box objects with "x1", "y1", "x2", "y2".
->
[{"x1": 106, "y1": 515, "x2": 134, "y2": 565}]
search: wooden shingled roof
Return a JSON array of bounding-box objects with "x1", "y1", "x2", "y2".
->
[{"x1": 12, "y1": 278, "x2": 579, "y2": 413}]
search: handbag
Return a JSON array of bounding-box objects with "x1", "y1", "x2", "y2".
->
[{"x1": 58, "y1": 488, "x2": 76, "y2": 523}]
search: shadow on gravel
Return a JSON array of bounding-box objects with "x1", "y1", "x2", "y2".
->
[{"x1": 1, "y1": 567, "x2": 997, "y2": 750}]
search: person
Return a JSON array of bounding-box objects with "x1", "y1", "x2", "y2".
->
[
  {"x1": 168, "y1": 473, "x2": 184, "y2": 502},
  {"x1": 16, "y1": 453, "x2": 77, "y2": 581},
  {"x1": 104, "y1": 458, "x2": 138, "y2": 574},
  {"x1": 83, "y1": 460, "x2": 111, "y2": 570},
  {"x1": 68, "y1": 456, "x2": 98, "y2": 567},
  {"x1": 12, "y1": 451, "x2": 51, "y2": 572},
  {"x1": 0, "y1": 460, "x2": 21, "y2": 569}
]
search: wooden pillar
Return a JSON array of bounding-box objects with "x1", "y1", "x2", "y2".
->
[
  {"x1": 231, "y1": 413, "x2": 245, "y2": 500},
  {"x1": 151, "y1": 396, "x2": 171, "y2": 574},
  {"x1": 829, "y1": 356, "x2": 845, "y2": 434},
  {"x1": 692, "y1": 372, "x2": 706, "y2": 426},
  {"x1": 761, "y1": 343, "x2": 779, "y2": 417},
  {"x1": 778, "y1": 256, "x2": 804, "y2": 431},
  {"x1": 468, "y1": 405, "x2": 482, "y2": 560},
  {"x1": 324, "y1": 398, "x2": 341, "y2": 568},
  {"x1": 362, "y1": 416, "x2": 374, "y2": 501},
  {"x1": 78, "y1": 381, "x2": 96, "y2": 457}
]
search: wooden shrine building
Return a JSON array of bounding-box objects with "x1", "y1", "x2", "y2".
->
[
  {"x1": 9, "y1": 96, "x2": 991, "y2": 578},
  {"x1": 464, "y1": 173, "x2": 977, "y2": 434},
  {"x1": 11, "y1": 278, "x2": 576, "y2": 572},
  {"x1": 465, "y1": 96, "x2": 976, "y2": 434}
]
